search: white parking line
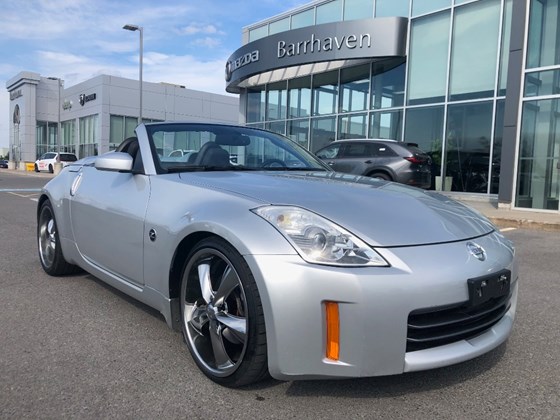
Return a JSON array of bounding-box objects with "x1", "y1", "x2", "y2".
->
[{"x1": 500, "y1": 227, "x2": 517, "y2": 232}]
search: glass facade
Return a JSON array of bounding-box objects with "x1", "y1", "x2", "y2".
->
[
  {"x1": 242, "y1": 0, "x2": 560, "y2": 211},
  {"x1": 79, "y1": 114, "x2": 98, "y2": 159},
  {"x1": 516, "y1": 0, "x2": 560, "y2": 211},
  {"x1": 35, "y1": 121, "x2": 57, "y2": 159}
]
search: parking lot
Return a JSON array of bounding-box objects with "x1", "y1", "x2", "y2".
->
[{"x1": 1, "y1": 170, "x2": 559, "y2": 419}]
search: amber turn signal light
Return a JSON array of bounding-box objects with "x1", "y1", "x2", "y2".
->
[{"x1": 325, "y1": 301, "x2": 340, "y2": 361}]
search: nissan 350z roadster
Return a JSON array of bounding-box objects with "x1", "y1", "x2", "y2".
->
[{"x1": 37, "y1": 122, "x2": 518, "y2": 387}]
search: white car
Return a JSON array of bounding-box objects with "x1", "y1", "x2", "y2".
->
[{"x1": 34, "y1": 152, "x2": 78, "y2": 173}]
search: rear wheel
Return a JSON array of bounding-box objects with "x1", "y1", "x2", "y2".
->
[
  {"x1": 48, "y1": 164, "x2": 54, "y2": 174},
  {"x1": 369, "y1": 172, "x2": 391, "y2": 181},
  {"x1": 180, "y1": 237, "x2": 268, "y2": 387},
  {"x1": 38, "y1": 200, "x2": 80, "y2": 275}
]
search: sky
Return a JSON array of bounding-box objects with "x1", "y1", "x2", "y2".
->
[{"x1": 0, "y1": 0, "x2": 308, "y2": 149}]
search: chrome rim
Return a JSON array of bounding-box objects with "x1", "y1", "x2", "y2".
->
[
  {"x1": 182, "y1": 249, "x2": 248, "y2": 377},
  {"x1": 38, "y1": 207, "x2": 56, "y2": 269}
]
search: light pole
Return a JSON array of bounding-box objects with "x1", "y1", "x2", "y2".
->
[{"x1": 123, "y1": 24, "x2": 143, "y2": 124}]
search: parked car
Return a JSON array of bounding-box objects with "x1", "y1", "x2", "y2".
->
[
  {"x1": 0, "y1": 159, "x2": 8, "y2": 168},
  {"x1": 34, "y1": 152, "x2": 78, "y2": 173},
  {"x1": 315, "y1": 139, "x2": 432, "y2": 189},
  {"x1": 37, "y1": 123, "x2": 517, "y2": 387}
]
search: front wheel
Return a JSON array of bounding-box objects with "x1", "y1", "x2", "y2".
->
[
  {"x1": 34, "y1": 164, "x2": 39, "y2": 172},
  {"x1": 180, "y1": 237, "x2": 268, "y2": 387}
]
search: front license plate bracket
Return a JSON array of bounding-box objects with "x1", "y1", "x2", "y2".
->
[{"x1": 467, "y1": 269, "x2": 511, "y2": 307}]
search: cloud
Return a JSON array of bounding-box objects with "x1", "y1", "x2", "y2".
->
[
  {"x1": 192, "y1": 38, "x2": 222, "y2": 48},
  {"x1": 178, "y1": 23, "x2": 223, "y2": 36}
]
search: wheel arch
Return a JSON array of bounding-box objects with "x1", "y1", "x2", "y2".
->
[{"x1": 168, "y1": 231, "x2": 218, "y2": 301}]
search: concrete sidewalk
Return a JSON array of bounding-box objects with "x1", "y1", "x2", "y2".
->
[{"x1": 447, "y1": 193, "x2": 560, "y2": 232}]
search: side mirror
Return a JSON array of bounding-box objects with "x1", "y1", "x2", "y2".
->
[{"x1": 95, "y1": 152, "x2": 133, "y2": 172}]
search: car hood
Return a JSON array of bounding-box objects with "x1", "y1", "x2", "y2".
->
[{"x1": 180, "y1": 171, "x2": 495, "y2": 247}]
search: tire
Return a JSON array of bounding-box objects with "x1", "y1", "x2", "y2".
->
[
  {"x1": 37, "y1": 200, "x2": 80, "y2": 276},
  {"x1": 34, "y1": 164, "x2": 39, "y2": 172},
  {"x1": 369, "y1": 172, "x2": 391, "y2": 181},
  {"x1": 180, "y1": 237, "x2": 268, "y2": 387},
  {"x1": 48, "y1": 164, "x2": 54, "y2": 174}
]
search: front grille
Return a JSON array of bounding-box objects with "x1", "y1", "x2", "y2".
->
[{"x1": 406, "y1": 294, "x2": 511, "y2": 352}]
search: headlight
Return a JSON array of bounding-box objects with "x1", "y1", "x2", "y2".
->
[{"x1": 253, "y1": 206, "x2": 389, "y2": 267}]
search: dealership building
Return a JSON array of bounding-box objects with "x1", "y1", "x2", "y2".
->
[
  {"x1": 5, "y1": 72, "x2": 238, "y2": 166},
  {"x1": 226, "y1": 0, "x2": 560, "y2": 212}
]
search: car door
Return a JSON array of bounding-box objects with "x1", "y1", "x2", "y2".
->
[
  {"x1": 335, "y1": 142, "x2": 377, "y2": 174},
  {"x1": 69, "y1": 166, "x2": 150, "y2": 287},
  {"x1": 315, "y1": 144, "x2": 342, "y2": 169}
]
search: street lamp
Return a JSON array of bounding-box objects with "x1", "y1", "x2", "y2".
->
[{"x1": 123, "y1": 24, "x2": 143, "y2": 124}]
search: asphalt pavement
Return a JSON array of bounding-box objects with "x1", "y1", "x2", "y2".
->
[{"x1": 1, "y1": 168, "x2": 559, "y2": 419}]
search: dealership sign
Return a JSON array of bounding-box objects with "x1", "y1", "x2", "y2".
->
[
  {"x1": 79, "y1": 93, "x2": 97, "y2": 106},
  {"x1": 225, "y1": 17, "x2": 407, "y2": 93}
]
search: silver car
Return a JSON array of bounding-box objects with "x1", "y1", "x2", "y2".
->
[{"x1": 37, "y1": 122, "x2": 518, "y2": 387}]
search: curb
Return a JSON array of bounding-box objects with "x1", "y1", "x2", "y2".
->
[{"x1": 489, "y1": 217, "x2": 560, "y2": 232}]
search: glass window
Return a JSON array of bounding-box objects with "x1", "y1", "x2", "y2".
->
[
  {"x1": 338, "y1": 113, "x2": 367, "y2": 139},
  {"x1": 449, "y1": 0, "x2": 501, "y2": 101},
  {"x1": 267, "y1": 81, "x2": 287, "y2": 121},
  {"x1": 266, "y1": 121, "x2": 286, "y2": 135},
  {"x1": 247, "y1": 87, "x2": 266, "y2": 123},
  {"x1": 516, "y1": 98, "x2": 560, "y2": 210},
  {"x1": 371, "y1": 59, "x2": 405, "y2": 109},
  {"x1": 60, "y1": 120, "x2": 75, "y2": 154},
  {"x1": 291, "y1": 8, "x2": 314, "y2": 29},
  {"x1": 498, "y1": 0, "x2": 513, "y2": 95},
  {"x1": 315, "y1": 143, "x2": 341, "y2": 159},
  {"x1": 249, "y1": 25, "x2": 268, "y2": 42},
  {"x1": 288, "y1": 119, "x2": 310, "y2": 149},
  {"x1": 344, "y1": 0, "x2": 374, "y2": 20},
  {"x1": 269, "y1": 17, "x2": 290, "y2": 35},
  {"x1": 313, "y1": 71, "x2": 339, "y2": 116},
  {"x1": 524, "y1": 69, "x2": 560, "y2": 97},
  {"x1": 310, "y1": 117, "x2": 336, "y2": 152},
  {"x1": 288, "y1": 76, "x2": 312, "y2": 118},
  {"x1": 405, "y1": 106, "x2": 445, "y2": 185},
  {"x1": 526, "y1": 0, "x2": 560, "y2": 69},
  {"x1": 340, "y1": 65, "x2": 370, "y2": 113},
  {"x1": 110, "y1": 115, "x2": 124, "y2": 150},
  {"x1": 407, "y1": 11, "x2": 450, "y2": 105},
  {"x1": 369, "y1": 110, "x2": 403, "y2": 140},
  {"x1": 316, "y1": 0, "x2": 342, "y2": 24},
  {"x1": 445, "y1": 102, "x2": 493, "y2": 193},
  {"x1": 412, "y1": 0, "x2": 451, "y2": 16},
  {"x1": 79, "y1": 114, "x2": 99, "y2": 158},
  {"x1": 491, "y1": 100, "x2": 505, "y2": 194},
  {"x1": 35, "y1": 121, "x2": 58, "y2": 159},
  {"x1": 375, "y1": 0, "x2": 409, "y2": 17}
]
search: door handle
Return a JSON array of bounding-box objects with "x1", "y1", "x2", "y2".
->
[
  {"x1": 364, "y1": 160, "x2": 372, "y2": 164},
  {"x1": 557, "y1": 161, "x2": 560, "y2": 170},
  {"x1": 328, "y1": 162, "x2": 334, "y2": 165}
]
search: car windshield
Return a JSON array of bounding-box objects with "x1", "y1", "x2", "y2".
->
[{"x1": 145, "y1": 123, "x2": 329, "y2": 173}]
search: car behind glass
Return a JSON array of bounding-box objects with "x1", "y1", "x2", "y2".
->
[{"x1": 315, "y1": 139, "x2": 432, "y2": 189}]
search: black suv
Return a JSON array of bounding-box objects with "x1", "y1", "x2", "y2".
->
[{"x1": 315, "y1": 139, "x2": 432, "y2": 189}]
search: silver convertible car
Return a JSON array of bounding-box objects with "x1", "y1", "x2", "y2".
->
[{"x1": 37, "y1": 123, "x2": 518, "y2": 387}]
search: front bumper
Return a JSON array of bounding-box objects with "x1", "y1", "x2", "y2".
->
[{"x1": 245, "y1": 231, "x2": 517, "y2": 380}]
